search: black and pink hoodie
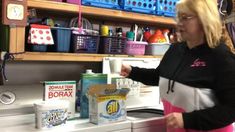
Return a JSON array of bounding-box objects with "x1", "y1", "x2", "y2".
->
[{"x1": 128, "y1": 42, "x2": 235, "y2": 132}]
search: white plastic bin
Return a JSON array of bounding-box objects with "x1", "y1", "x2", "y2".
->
[
  {"x1": 145, "y1": 43, "x2": 171, "y2": 55},
  {"x1": 34, "y1": 100, "x2": 69, "y2": 129}
]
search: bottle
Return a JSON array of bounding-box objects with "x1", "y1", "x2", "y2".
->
[
  {"x1": 101, "y1": 25, "x2": 109, "y2": 36},
  {"x1": 126, "y1": 31, "x2": 134, "y2": 41},
  {"x1": 143, "y1": 27, "x2": 151, "y2": 42},
  {"x1": 108, "y1": 28, "x2": 113, "y2": 36},
  {"x1": 116, "y1": 27, "x2": 123, "y2": 37},
  {"x1": 116, "y1": 27, "x2": 123, "y2": 53}
]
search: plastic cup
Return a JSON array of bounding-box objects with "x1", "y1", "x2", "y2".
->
[{"x1": 109, "y1": 59, "x2": 122, "y2": 74}]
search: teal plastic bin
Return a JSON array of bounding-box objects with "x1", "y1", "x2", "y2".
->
[
  {"x1": 49, "y1": 27, "x2": 72, "y2": 52},
  {"x1": 0, "y1": 24, "x2": 9, "y2": 51}
]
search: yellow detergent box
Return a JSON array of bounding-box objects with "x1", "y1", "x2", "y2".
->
[{"x1": 88, "y1": 84, "x2": 129, "y2": 125}]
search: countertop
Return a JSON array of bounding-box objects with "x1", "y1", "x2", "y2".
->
[{"x1": 0, "y1": 114, "x2": 132, "y2": 132}]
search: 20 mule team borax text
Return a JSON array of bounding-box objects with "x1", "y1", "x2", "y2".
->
[{"x1": 47, "y1": 85, "x2": 74, "y2": 99}]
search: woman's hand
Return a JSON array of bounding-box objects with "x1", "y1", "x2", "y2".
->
[
  {"x1": 120, "y1": 64, "x2": 132, "y2": 77},
  {"x1": 165, "y1": 112, "x2": 184, "y2": 129}
]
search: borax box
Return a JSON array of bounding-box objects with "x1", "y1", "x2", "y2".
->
[{"x1": 44, "y1": 81, "x2": 76, "y2": 119}]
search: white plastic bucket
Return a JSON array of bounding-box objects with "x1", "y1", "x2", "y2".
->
[{"x1": 34, "y1": 100, "x2": 69, "y2": 129}]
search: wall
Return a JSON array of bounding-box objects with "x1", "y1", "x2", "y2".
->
[
  {"x1": 0, "y1": 61, "x2": 102, "y2": 115},
  {"x1": 1, "y1": 61, "x2": 102, "y2": 85}
]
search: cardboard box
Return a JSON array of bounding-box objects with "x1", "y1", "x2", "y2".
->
[
  {"x1": 44, "y1": 81, "x2": 76, "y2": 119},
  {"x1": 88, "y1": 84, "x2": 129, "y2": 125}
]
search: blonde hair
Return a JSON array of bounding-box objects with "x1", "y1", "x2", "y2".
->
[{"x1": 176, "y1": 0, "x2": 222, "y2": 48}]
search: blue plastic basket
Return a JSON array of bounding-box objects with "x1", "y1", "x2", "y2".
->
[
  {"x1": 156, "y1": 0, "x2": 179, "y2": 17},
  {"x1": 31, "y1": 45, "x2": 47, "y2": 52},
  {"x1": 49, "y1": 27, "x2": 72, "y2": 52},
  {"x1": 99, "y1": 36, "x2": 126, "y2": 54},
  {"x1": 72, "y1": 34, "x2": 100, "y2": 53},
  {"x1": 120, "y1": 0, "x2": 157, "y2": 14},
  {"x1": 82, "y1": 0, "x2": 121, "y2": 10}
]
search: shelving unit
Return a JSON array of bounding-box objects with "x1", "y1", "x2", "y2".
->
[
  {"x1": 27, "y1": 0, "x2": 176, "y2": 25},
  {"x1": 14, "y1": 52, "x2": 163, "y2": 62},
  {"x1": 9, "y1": 0, "x2": 176, "y2": 62}
]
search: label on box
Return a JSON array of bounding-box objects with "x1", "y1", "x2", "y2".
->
[
  {"x1": 36, "y1": 109, "x2": 67, "y2": 129},
  {"x1": 88, "y1": 84, "x2": 129, "y2": 125},
  {"x1": 89, "y1": 95, "x2": 127, "y2": 125},
  {"x1": 44, "y1": 81, "x2": 76, "y2": 119}
]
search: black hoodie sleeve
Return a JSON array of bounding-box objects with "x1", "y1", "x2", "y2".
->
[
  {"x1": 183, "y1": 45, "x2": 235, "y2": 130},
  {"x1": 128, "y1": 66, "x2": 160, "y2": 86}
]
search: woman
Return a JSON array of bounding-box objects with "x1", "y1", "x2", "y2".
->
[{"x1": 121, "y1": 0, "x2": 235, "y2": 131}]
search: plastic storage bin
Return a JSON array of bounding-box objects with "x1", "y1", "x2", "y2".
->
[
  {"x1": 66, "y1": 0, "x2": 79, "y2": 4},
  {"x1": 0, "y1": 24, "x2": 9, "y2": 51},
  {"x1": 120, "y1": 0, "x2": 156, "y2": 14},
  {"x1": 82, "y1": 0, "x2": 121, "y2": 10},
  {"x1": 31, "y1": 45, "x2": 48, "y2": 52},
  {"x1": 72, "y1": 34, "x2": 99, "y2": 53},
  {"x1": 99, "y1": 36, "x2": 126, "y2": 54},
  {"x1": 51, "y1": 0, "x2": 63, "y2": 2},
  {"x1": 34, "y1": 100, "x2": 69, "y2": 129},
  {"x1": 125, "y1": 41, "x2": 147, "y2": 55},
  {"x1": 145, "y1": 43, "x2": 170, "y2": 55},
  {"x1": 49, "y1": 27, "x2": 72, "y2": 52},
  {"x1": 156, "y1": 0, "x2": 179, "y2": 17}
]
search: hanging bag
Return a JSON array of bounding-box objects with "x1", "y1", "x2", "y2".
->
[{"x1": 27, "y1": 24, "x2": 54, "y2": 45}]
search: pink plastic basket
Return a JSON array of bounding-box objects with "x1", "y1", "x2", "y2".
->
[
  {"x1": 125, "y1": 41, "x2": 147, "y2": 55},
  {"x1": 66, "y1": 0, "x2": 79, "y2": 4}
]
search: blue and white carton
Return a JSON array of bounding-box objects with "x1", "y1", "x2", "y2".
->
[{"x1": 80, "y1": 72, "x2": 107, "y2": 118}]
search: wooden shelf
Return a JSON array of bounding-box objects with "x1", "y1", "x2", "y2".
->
[
  {"x1": 14, "y1": 52, "x2": 163, "y2": 62},
  {"x1": 7, "y1": 0, "x2": 170, "y2": 62},
  {"x1": 27, "y1": 0, "x2": 176, "y2": 26}
]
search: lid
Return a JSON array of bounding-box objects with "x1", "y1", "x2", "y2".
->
[
  {"x1": 85, "y1": 69, "x2": 94, "y2": 74},
  {"x1": 51, "y1": 27, "x2": 72, "y2": 30},
  {"x1": 44, "y1": 80, "x2": 76, "y2": 85},
  {"x1": 126, "y1": 31, "x2": 134, "y2": 39},
  {"x1": 131, "y1": 117, "x2": 165, "y2": 128},
  {"x1": 127, "y1": 109, "x2": 164, "y2": 128},
  {"x1": 127, "y1": 41, "x2": 148, "y2": 45},
  {"x1": 149, "y1": 43, "x2": 171, "y2": 45},
  {"x1": 81, "y1": 73, "x2": 107, "y2": 78},
  {"x1": 88, "y1": 84, "x2": 129, "y2": 97},
  {"x1": 34, "y1": 100, "x2": 69, "y2": 109}
]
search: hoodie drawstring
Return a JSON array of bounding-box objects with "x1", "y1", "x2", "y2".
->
[
  {"x1": 166, "y1": 49, "x2": 187, "y2": 94},
  {"x1": 167, "y1": 79, "x2": 176, "y2": 94}
]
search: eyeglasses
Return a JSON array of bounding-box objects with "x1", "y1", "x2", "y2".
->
[{"x1": 176, "y1": 15, "x2": 196, "y2": 23}]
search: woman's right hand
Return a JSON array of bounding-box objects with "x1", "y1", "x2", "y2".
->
[{"x1": 120, "y1": 64, "x2": 132, "y2": 77}]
